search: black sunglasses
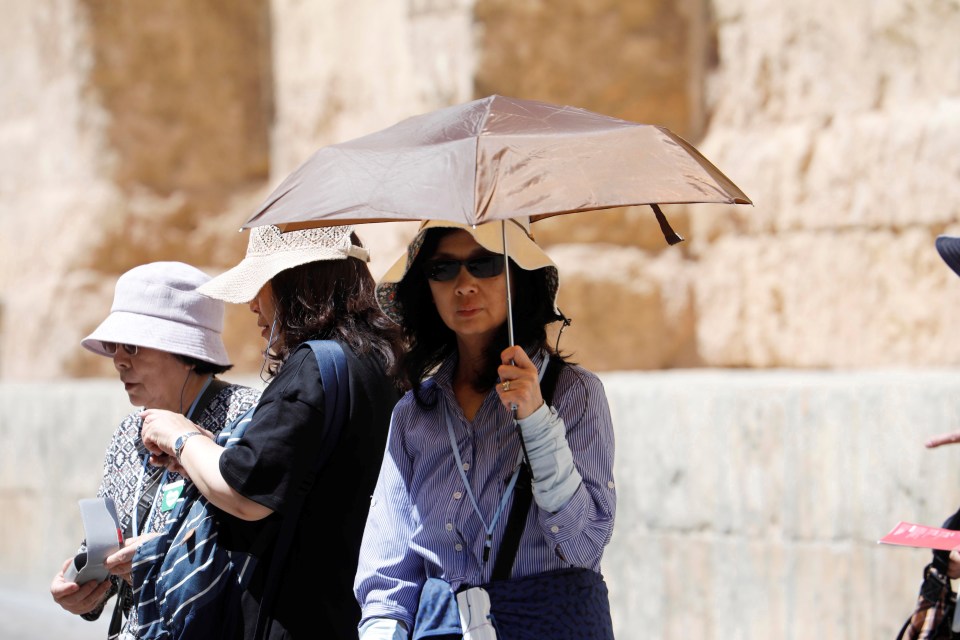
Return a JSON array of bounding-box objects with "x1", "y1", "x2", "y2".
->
[
  {"x1": 424, "y1": 255, "x2": 506, "y2": 282},
  {"x1": 101, "y1": 341, "x2": 139, "y2": 356}
]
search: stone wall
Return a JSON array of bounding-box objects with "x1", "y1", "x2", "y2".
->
[
  {"x1": 5, "y1": 371, "x2": 960, "y2": 638},
  {"x1": 691, "y1": 0, "x2": 960, "y2": 367},
  {"x1": 2, "y1": 0, "x2": 958, "y2": 380}
]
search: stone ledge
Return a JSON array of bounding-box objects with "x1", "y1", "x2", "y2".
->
[{"x1": 4, "y1": 369, "x2": 958, "y2": 637}]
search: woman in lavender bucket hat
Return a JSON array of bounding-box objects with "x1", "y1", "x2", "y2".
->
[{"x1": 49, "y1": 261, "x2": 261, "y2": 640}]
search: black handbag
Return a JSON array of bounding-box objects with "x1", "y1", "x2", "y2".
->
[{"x1": 897, "y1": 508, "x2": 960, "y2": 639}]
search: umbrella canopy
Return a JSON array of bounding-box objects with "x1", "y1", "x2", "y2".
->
[{"x1": 242, "y1": 94, "x2": 751, "y2": 231}]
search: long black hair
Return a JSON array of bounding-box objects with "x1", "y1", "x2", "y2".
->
[
  {"x1": 394, "y1": 228, "x2": 563, "y2": 407},
  {"x1": 264, "y1": 233, "x2": 405, "y2": 384}
]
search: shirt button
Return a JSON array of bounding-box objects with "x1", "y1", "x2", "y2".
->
[
  {"x1": 455, "y1": 544, "x2": 463, "y2": 552},
  {"x1": 453, "y1": 491, "x2": 463, "y2": 500},
  {"x1": 462, "y1": 462, "x2": 470, "y2": 471},
  {"x1": 550, "y1": 525, "x2": 559, "y2": 533},
  {"x1": 445, "y1": 522, "x2": 454, "y2": 531},
  {"x1": 607, "y1": 481, "x2": 615, "y2": 489}
]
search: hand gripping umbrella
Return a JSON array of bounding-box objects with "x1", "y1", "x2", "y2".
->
[{"x1": 241, "y1": 94, "x2": 752, "y2": 345}]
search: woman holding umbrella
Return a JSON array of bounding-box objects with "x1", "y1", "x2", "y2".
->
[{"x1": 355, "y1": 219, "x2": 617, "y2": 639}]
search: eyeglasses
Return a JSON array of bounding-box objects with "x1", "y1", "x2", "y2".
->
[
  {"x1": 101, "y1": 342, "x2": 139, "y2": 356},
  {"x1": 424, "y1": 255, "x2": 506, "y2": 282}
]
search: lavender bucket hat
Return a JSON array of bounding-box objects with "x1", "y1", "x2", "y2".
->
[{"x1": 81, "y1": 261, "x2": 231, "y2": 365}]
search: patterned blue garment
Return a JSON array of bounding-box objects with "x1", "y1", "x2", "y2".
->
[
  {"x1": 132, "y1": 406, "x2": 260, "y2": 640},
  {"x1": 354, "y1": 350, "x2": 616, "y2": 630},
  {"x1": 80, "y1": 382, "x2": 261, "y2": 640}
]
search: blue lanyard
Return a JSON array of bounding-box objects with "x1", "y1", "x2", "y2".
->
[
  {"x1": 443, "y1": 355, "x2": 550, "y2": 564},
  {"x1": 445, "y1": 409, "x2": 522, "y2": 564},
  {"x1": 132, "y1": 375, "x2": 213, "y2": 536}
]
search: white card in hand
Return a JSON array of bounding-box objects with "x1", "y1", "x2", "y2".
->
[{"x1": 63, "y1": 498, "x2": 122, "y2": 584}]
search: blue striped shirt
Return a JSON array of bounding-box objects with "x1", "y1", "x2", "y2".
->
[{"x1": 354, "y1": 351, "x2": 616, "y2": 629}]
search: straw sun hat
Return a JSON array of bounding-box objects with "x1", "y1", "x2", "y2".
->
[
  {"x1": 375, "y1": 217, "x2": 559, "y2": 324},
  {"x1": 81, "y1": 261, "x2": 231, "y2": 365},
  {"x1": 198, "y1": 224, "x2": 369, "y2": 304}
]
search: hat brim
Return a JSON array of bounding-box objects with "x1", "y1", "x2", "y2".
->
[
  {"x1": 376, "y1": 219, "x2": 559, "y2": 324},
  {"x1": 198, "y1": 226, "x2": 369, "y2": 304},
  {"x1": 379, "y1": 219, "x2": 556, "y2": 285},
  {"x1": 197, "y1": 249, "x2": 340, "y2": 304},
  {"x1": 81, "y1": 311, "x2": 231, "y2": 365}
]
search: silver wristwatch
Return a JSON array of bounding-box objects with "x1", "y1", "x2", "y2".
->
[{"x1": 173, "y1": 431, "x2": 203, "y2": 464}]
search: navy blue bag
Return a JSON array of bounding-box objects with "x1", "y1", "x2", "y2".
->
[
  {"x1": 132, "y1": 341, "x2": 349, "y2": 640},
  {"x1": 481, "y1": 568, "x2": 613, "y2": 640}
]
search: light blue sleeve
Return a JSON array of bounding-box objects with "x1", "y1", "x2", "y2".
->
[{"x1": 517, "y1": 403, "x2": 582, "y2": 513}]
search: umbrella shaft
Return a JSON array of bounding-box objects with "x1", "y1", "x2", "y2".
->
[{"x1": 502, "y1": 221, "x2": 516, "y2": 347}]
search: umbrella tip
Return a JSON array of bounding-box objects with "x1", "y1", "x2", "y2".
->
[{"x1": 650, "y1": 204, "x2": 685, "y2": 246}]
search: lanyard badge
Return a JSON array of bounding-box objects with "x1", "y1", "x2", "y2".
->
[{"x1": 159, "y1": 479, "x2": 185, "y2": 512}]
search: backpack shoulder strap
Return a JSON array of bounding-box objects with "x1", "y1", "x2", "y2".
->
[
  {"x1": 539, "y1": 355, "x2": 565, "y2": 407},
  {"x1": 491, "y1": 354, "x2": 565, "y2": 581},
  {"x1": 254, "y1": 339, "x2": 349, "y2": 639},
  {"x1": 305, "y1": 340, "x2": 351, "y2": 465}
]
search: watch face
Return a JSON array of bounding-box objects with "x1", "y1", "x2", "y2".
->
[
  {"x1": 175, "y1": 432, "x2": 201, "y2": 461},
  {"x1": 174, "y1": 433, "x2": 191, "y2": 458}
]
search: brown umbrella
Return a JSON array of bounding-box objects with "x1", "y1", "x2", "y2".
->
[
  {"x1": 242, "y1": 94, "x2": 752, "y2": 347},
  {"x1": 242, "y1": 94, "x2": 751, "y2": 243},
  {"x1": 244, "y1": 95, "x2": 752, "y2": 448}
]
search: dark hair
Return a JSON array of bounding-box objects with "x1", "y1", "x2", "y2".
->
[
  {"x1": 394, "y1": 228, "x2": 563, "y2": 407},
  {"x1": 173, "y1": 354, "x2": 233, "y2": 376},
  {"x1": 264, "y1": 233, "x2": 405, "y2": 383}
]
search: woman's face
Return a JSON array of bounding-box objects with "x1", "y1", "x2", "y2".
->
[
  {"x1": 426, "y1": 230, "x2": 509, "y2": 347},
  {"x1": 112, "y1": 347, "x2": 193, "y2": 410},
  {"x1": 250, "y1": 281, "x2": 282, "y2": 350}
]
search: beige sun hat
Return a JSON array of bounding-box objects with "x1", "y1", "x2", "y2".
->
[
  {"x1": 81, "y1": 261, "x2": 231, "y2": 365},
  {"x1": 197, "y1": 224, "x2": 370, "y2": 304},
  {"x1": 376, "y1": 217, "x2": 559, "y2": 323}
]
